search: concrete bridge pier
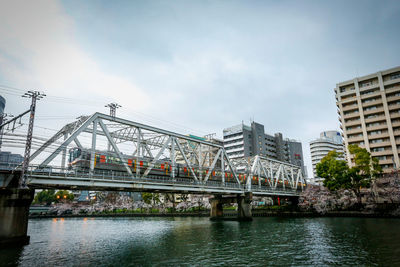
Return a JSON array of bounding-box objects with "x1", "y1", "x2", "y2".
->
[
  {"x1": 237, "y1": 193, "x2": 252, "y2": 221},
  {"x1": 210, "y1": 196, "x2": 224, "y2": 220},
  {"x1": 0, "y1": 184, "x2": 34, "y2": 247},
  {"x1": 210, "y1": 193, "x2": 253, "y2": 221}
]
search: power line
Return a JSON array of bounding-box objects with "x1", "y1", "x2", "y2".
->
[{"x1": 0, "y1": 84, "x2": 213, "y2": 137}]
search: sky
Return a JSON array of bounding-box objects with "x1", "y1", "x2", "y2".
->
[{"x1": 0, "y1": 0, "x2": 400, "y2": 177}]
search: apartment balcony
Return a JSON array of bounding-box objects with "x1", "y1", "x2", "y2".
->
[
  {"x1": 394, "y1": 130, "x2": 400, "y2": 136},
  {"x1": 344, "y1": 119, "x2": 361, "y2": 127},
  {"x1": 363, "y1": 107, "x2": 384, "y2": 116},
  {"x1": 224, "y1": 140, "x2": 244, "y2": 148},
  {"x1": 347, "y1": 136, "x2": 364, "y2": 142},
  {"x1": 384, "y1": 85, "x2": 400, "y2": 94},
  {"x1": 226, "y1": 147, "x2": 244, "y2": 153},
  {"x1": 386, "y1": 95, "x2": 400, "y2": 102},
  {"x1": 366, "y1": 124, "x2": 388, "y2": 132},
  {"x1": 360, "y1": 91, "x2": 381, "y2": 100},
  {"x1": 346, "y1": 128, "x2": 363, "y2": 135},
  {"x1": 371, "y1": 150, "x2": 393, "y2": 157},
  {"x1": 359, "y1": 83, "x2": 380, "y2": 92},
  {"x1": 223, "y1": 135, "x2": 243, "y2": 142},
  {"x1": 395, "y1": 139, "x2": 400, "y2": 145},
  {"x1": 364, "y1": 115, "x2": 386, "y2": 124},
  {"x1": 368, "y1": 132, "x2": 389, "y2": 140},
  {"x1": 342, "y1": 104, "x2": 359, "y2": 112},
  {"x1": 369, "y1": 141, "x2": 391, "y2": 148},
  {"x1": 383, "y1": 77, "x2": 400, "y2": 86},
  {"x1": 343, "y1": 112, "x2": 360, "y2": 120},
  {"x1": 362, "y1": 99, "x2": 383, "y2": 108},
  {"x1": 339, "y1": 97, "x2": 357, "y2": 105},
  {"x1": 389, "y1": 104, "x2": 400, "y2": 111},
  {"x1": 392, "y1": 121, "x2": 400, "y2": 127},
  {"x1": 378, "y1": 159, "x2": 393, "y2": 165},
  {"x1": 390, "y1": 112, "x2": 400, "y2": 119}
]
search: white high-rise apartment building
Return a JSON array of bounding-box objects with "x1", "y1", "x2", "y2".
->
[
  {"x1": 335, "y1": 66, "x2": 400, "y2": 172},
  {"x1": 310, "y1": 131, "x2": 344, "y2": 178}
]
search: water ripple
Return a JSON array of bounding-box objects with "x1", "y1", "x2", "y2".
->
[{"x1": 1, "y1": 217, "x2": 400, "y2": 266}]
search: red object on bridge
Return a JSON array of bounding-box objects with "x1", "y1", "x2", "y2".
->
[{"x1": 278, "y1": 197, "x2": 280, "y2": 206}]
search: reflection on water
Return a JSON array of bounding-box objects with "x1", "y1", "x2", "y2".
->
[{"x1": 1, "y1": 217, "x2": 400, "y2": 266}]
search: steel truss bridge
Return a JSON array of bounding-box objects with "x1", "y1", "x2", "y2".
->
[{"x1": 16, "y1": 113, "x2": 305, "y2": 197}]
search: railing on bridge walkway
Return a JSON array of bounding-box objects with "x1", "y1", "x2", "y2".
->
[{"x1": 16, "y1": 112, "x2": 306, "y2": 196}]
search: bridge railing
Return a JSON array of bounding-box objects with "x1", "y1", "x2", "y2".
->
[
  {"x1": 25, "y1": 164, "x2": 243, "y2": 190},
  {"x1": 23, "y1": 164, "x2": 302, "y2": 195}
]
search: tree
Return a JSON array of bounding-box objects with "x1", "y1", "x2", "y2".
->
[
  {"x1": 55, "y1": 190, "x2": 74, "y2": 202},
  {"x1": 316, "y1": 150, "x2": 350, "y2": 191},
  {"x1": 164, "y1": 193, "x2": 177, "y2": 211},
  {"x1": 33, "y1": 189, "x2": 56, "y2": 205},
  {"x1": 348, "y1": 144, "x2": 382, "y2": 178},
  {"x1": 316, "y1": 145, "x2": 382, "y2": 205},
  {"x1": 141, "y1": 192, "x2": 160, "y2": 206}
]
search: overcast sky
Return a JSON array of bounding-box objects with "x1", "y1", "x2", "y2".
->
[{"x1": 1, "y1": 0, "x2": 400, "y2": 177}]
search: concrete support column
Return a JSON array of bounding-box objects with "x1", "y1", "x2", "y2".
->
[
  {"x1": 237, "y1": 193, "x2": 252, "y2": 221},
  {"x1": 210, "y1": 196, "x2": 223, "y2": 220},
  {"x1": 0, "y1": 188, "x2": 34, "y2": 247}
]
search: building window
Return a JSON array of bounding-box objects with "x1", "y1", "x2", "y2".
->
[{"x1": 390, "y1": 73, "x2": 400, "y2": 80}]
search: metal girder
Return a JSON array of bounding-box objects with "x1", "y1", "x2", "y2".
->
[
  {"x1": 98, "y1": 119, "x2": 133, "y2": 176},
  {"x1": 89, "y1": 120, "x2": 97, "y2": 173},
  {"x1": 39, "y1": 114, "x2": 97, "y2": 167},
  {"x1": 223, "y1": 150, "x2": 240, "y2": 186},
  {"x1": 95, "y1": 113, "x2": 222, "y2": 148},
  {"x1": 143, "y1": 136, "x2": 171, "y2": 177},
  {"x1": 30, "y1": 115, "x2": 90, "y2": 162},
  {"x1": 203, "y1": 148, "x2": 222, "y2": 183},
  {"x1": 175, "y1": 138, "x2": 199, "y2": 182},
  {"x1": 231, "y1": 155, "x2": 305, "y2": 192}
]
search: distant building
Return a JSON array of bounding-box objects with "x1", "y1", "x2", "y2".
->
[
  {"x1": 310, "y1": 131, "x2": 345, "y2": 179},
  {"x1": 335, "y1": 66, "x2": 400, "y2": 172},
  {"x1": 0, "y1": 96, "x2": 6, "y2": 150},
  {"x1": 0, "y1": 151, "x2": 23, "y2": 168},
  {"x1": 0, "y1": 95, "x2": 5, "y2": 123},
  {"x1": 223, "y1": 121, "x2": 306, "y2": 175}
]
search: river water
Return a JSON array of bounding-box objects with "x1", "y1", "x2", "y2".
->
[{"x1": 2, "y1": 217, "x2": 400, "y2": 266}]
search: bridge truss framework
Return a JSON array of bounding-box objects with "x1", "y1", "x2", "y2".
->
[{"x1": 22, "y1": 113, "x2": 305, "y2": 196}]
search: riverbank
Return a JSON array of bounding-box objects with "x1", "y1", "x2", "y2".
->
[{"x1": 29, "y1": 210, "x2": 400, "y2": 219}]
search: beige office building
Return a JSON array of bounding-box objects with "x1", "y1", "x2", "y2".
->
[{"x1": 335, "y1": 66, "x2": 400, "y2": 172}]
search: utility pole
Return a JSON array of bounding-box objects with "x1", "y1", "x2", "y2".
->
[
  {"x1": 20, "y1": 91, "x2": 45, "y2": 188},
  {"x1": 0, "y1": 113, "x2": 14, "y2": 151},
  {"x1": 105, "y1": 102, "x2": 121, "y2": 118}
]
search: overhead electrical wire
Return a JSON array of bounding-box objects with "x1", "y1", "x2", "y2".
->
[{"x1": 0, "y1": 83, "x2": 212, "y2": 136}]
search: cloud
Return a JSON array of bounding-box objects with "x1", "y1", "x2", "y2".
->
[
  {"x1": 1, "y1": 0, "x2": 399, "y2": 177},
  {"x1": 0, "y1": 0, "x2": 149, "y2": 114}
]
